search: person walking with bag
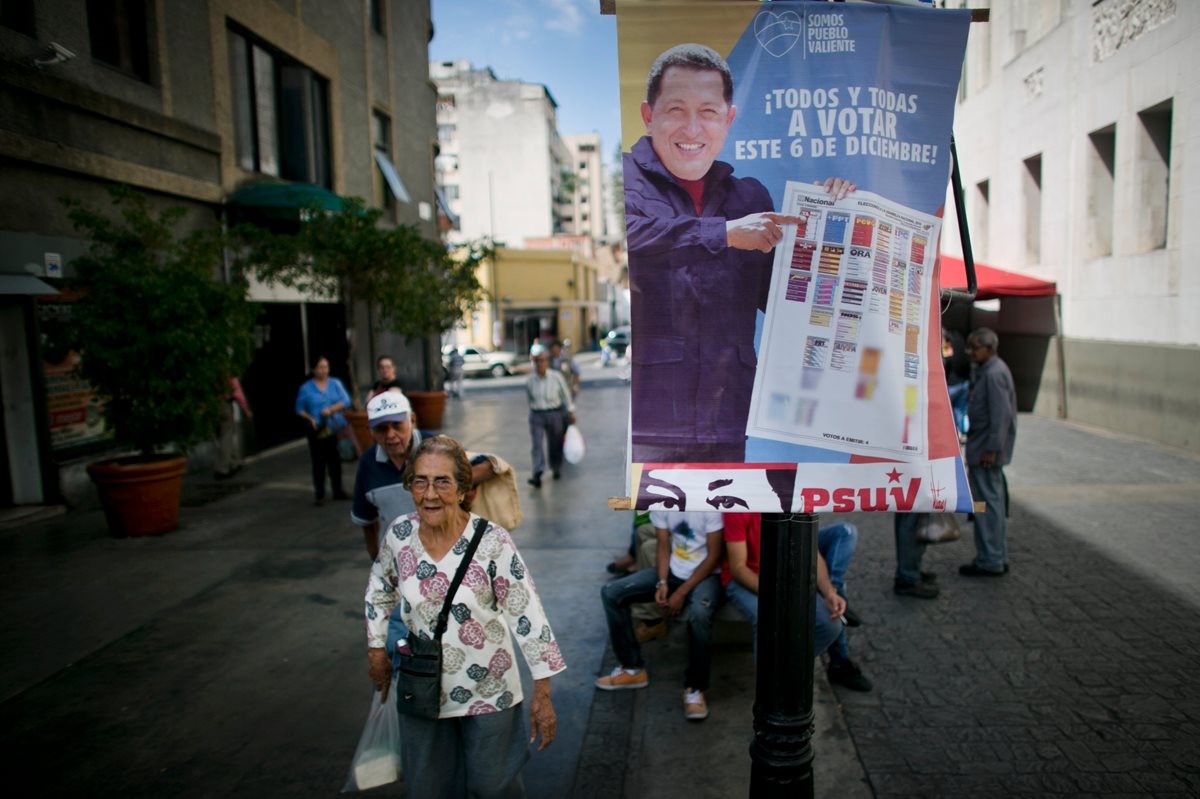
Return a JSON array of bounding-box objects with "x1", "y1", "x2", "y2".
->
[
  {"x1": 525, "y1": 345, "x2": 575, "y2": 487},
  {"x1": 365, "y1": 435, "x2": 564, "y2": 797}
]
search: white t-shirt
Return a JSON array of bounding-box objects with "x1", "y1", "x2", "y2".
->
[{"x1": 649, "y1": 510, "x2": 724, "y2": 581}]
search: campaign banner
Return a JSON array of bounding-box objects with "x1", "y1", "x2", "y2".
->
[{"x1": 618, "y1": 1, "x2": 971, "y2": 514}]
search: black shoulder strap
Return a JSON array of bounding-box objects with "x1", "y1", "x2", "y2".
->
[{"x1": 433, "y1": 517, "x2": 489, "y2": 640}]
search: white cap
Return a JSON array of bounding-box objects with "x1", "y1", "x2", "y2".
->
[{"x1": 366, "y1": 390, "x2": 411, "y2": 427}]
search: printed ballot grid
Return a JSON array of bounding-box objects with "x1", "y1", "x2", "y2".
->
[{"x1": 747, "y1": 184, "x2": 942, "y2": 459}]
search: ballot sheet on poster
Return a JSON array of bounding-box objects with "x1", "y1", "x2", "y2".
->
[{"x1": 747, "y1": 183, "x2": 942, "y2": 460}]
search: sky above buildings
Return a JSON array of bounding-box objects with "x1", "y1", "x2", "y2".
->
[{"x1": 430, "y1": 0, "x2": 622, "y2": 164}]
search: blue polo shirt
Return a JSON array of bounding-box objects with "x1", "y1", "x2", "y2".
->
[{"x1": 350, "y1": 430, "x2": 423, "y2": 530}]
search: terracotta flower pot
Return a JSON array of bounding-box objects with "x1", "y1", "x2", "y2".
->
[
  {"x1": 344, "y1": 409, "x2": 374, "y2": 451},
  {"x1": 86, "y1": 455, "x2": 188, "y2": 537},
  {"x1": 406, "y1": 390, "x2": 448, "y2": 431}
]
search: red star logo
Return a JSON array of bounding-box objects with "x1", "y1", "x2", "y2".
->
[{"x1": 885, "y1": 468, "x2": 902, "y2": 483}]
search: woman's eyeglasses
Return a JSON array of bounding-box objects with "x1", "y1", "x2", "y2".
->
[{"x1": 411, "y1": 476, "x2": 456, "y2": 494}]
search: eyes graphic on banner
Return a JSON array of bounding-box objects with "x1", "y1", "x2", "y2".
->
[{"x1": 636, "y1": 468, "x2": 796, "y2": 514}]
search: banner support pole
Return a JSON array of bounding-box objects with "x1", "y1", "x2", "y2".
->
[{"x1": 749, "y1": 512, "x2": 817, "y2": 798}]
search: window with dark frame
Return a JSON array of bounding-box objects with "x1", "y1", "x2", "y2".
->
[
  {"x1": 373, "y1": 110, "x2": 393, "y2": 210},
  {"x1": 369, "y1": 0, "x2": 385, "y2": 35},
  {"x1": 86, "y1": 0, "x2": 150, "y2": 82},
  {"x1": 227, "y1": 26, "x2": 331, "y2": 188}
]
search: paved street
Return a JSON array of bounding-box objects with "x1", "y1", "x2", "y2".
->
[
  {"x1": 830, "y1": 414, "x2": 1200, "y2": 797},
  {"x1": 2, "y1": 374, "x2": 1199, "y2": 797}
]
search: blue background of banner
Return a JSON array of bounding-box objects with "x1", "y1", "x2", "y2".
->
[
  {"x1": 722, "y1": 2, "x2": 970, "y2": 215},
  {"x1": 719, "y1": 2, "x2": 970, "y2": 466}
]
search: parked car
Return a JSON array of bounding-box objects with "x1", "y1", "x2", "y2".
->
[
  {"x1": 442, "y1": 345, "x2": 519, "y2": 378},
  {"x1": 601, "y1": 325, "x2": 631, "y2": 365}
]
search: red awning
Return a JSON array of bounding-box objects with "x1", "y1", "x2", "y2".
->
[{"x1": 938, "y1": 255, "x2": 1057, "y2": 301}]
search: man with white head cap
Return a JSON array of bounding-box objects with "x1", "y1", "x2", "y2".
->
[
  {"x1": 352, "y1": 391, "x2": 501, "y2": 558},
  {"x1": 351, "y1": 391, "x2": 423, "y2": 559}
]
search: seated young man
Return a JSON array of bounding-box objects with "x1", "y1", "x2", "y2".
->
[
  {"x1": 722, "y1": 513, "x2": 873, "y2": 692},
  {"x1": 596, "y1": 510, "x2": 724, "y2": 721}
]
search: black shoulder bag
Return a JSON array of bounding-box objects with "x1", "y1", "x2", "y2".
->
[{"x1": 394, "y1": 517, "x2": 489, "y2": 720}]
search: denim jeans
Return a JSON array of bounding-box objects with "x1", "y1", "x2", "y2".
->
[
  {"x1": 723, "y1": 523, "x2": 857, "y2": 661},
  {"x1": 600, "y1": 567, "x2": 721, "y2": 691},
  {"x1": 818, "y1": 523, "x2": 856, "y2": 661},
  {"x1": 893, "y1": 512, "x2": 928, "y2": 585},
  {"x1": 968, "y1": 464, "x2": 1009, "y2": 572}
]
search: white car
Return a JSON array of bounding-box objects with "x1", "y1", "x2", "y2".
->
[{"x1": 442, "y1": 345, "x2": 519, "y2": 378}]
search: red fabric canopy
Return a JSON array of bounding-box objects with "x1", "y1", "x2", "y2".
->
[{"x1": 937, "y1": 255, "x2": 1057, "y2": 301}]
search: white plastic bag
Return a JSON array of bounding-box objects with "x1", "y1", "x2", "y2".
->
[
  {"x1": 915, "y1": 512, "x2": 962, "y2": 544},
  {"x1": 341, "y1": 678, "x2": 401, "y2": 792},
  {"x1": 563, "y1": 425, "x2": 585, "y2": 464}
]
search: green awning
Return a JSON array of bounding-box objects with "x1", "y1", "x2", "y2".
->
[{"x1": 225, "y1": 182, "x2": 348, "y2": 212}]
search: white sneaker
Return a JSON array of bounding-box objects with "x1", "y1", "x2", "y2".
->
[{"x1": 683, "y1": 688, "x2": 708, "y2": 720}]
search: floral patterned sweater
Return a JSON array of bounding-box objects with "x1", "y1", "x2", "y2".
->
[{"x1": 365, "y1": 513, "x2": 566, "y2": 718}]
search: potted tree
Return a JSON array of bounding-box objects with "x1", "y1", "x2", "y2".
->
[
  {"x1": 65, "y1": 187, "x2": 255, "y2": 536},
  {"x1": 244, "y1": 198, "x2": 490, "y2": 431}
]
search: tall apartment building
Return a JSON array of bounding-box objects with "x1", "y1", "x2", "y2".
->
[
  {"x1": 431, "y1": 59, "x2": 570, "y2": 246},
  {"x1": 562, "y1": 133, "x2": 607, "y2": 242},
  {"x1": 943, "y1": 0, "x2": 1198, "y2": 452},
  {"x1": 0, "y1": 0, "x2": 441, "y2": 507}
]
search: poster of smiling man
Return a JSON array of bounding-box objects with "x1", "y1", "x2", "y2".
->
[{"x1": 617, "y1": 1, "x2": 972, "y2": 514}]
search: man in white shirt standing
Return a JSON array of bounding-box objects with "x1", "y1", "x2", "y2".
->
[
  {"x1": 596, "y1": 510, "x2": 724, "y2": 721},
  {"x1": 525, "y1": 344, "x2": 576, "y2": 488}
]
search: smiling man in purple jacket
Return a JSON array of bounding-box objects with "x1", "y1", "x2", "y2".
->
[{"x1": 625, "y1": 43, "x2": 853, "y2": 464}]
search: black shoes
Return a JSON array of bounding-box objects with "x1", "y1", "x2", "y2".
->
[
  {"x1": 827, "y1": 658, "x2": 873, "y2": 692},
  {"x1": 894, "y1": 578, "x2": 940, "y2": 599},
  {"x1": 959, "y1": 562, "x2": 1008, "y2": 577},
  {"x1": 527, "y1": 472, "x2": 542, "y2": 488}
]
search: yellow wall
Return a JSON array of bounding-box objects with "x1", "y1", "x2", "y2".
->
[{"x1": 459, "y1": 247, "x2": 601, "y2": 351}]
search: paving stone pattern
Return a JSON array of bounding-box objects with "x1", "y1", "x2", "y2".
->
[{"x1": 831, "y1": 502, "x2": 1200, "y2": 797}]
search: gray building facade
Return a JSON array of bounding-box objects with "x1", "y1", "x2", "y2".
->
[{"x1": 0, "y1": 0, "x2": 441, "y2": 507}]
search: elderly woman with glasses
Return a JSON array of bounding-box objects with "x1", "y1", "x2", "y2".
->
[{"x1": 365, "y1": 435, "x2": 564, "y2": 798}]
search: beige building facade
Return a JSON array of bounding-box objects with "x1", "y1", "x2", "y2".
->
[
  {"x1": 943, "y1": 0, "x2": 1199, "y2": 451},
  {"x1": 453, "y1": 247, "x2": 603, "y2": 358}
]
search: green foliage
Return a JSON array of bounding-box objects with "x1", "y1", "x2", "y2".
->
[
  {"x1": 610, "y1": 141, "x2": 626, "y2": 239},
  {"x1": 242, "y1": 198, "x2": 490, "y2": 339},
  {"x1": 64, "y1": 186, "x2": 256, "y2": 457}
]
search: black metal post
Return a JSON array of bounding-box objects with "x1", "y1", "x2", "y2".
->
[{"x1": 749, "y1": 512, "x2": 818, "y2": 798}]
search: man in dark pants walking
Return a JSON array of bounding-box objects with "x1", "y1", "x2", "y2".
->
[
  {"x1": 960, "y1": 327, "x2": 1018, "y2": 576},
  {"x1": 525, "y1": 345, "x2": 575, "y2": 488}
]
